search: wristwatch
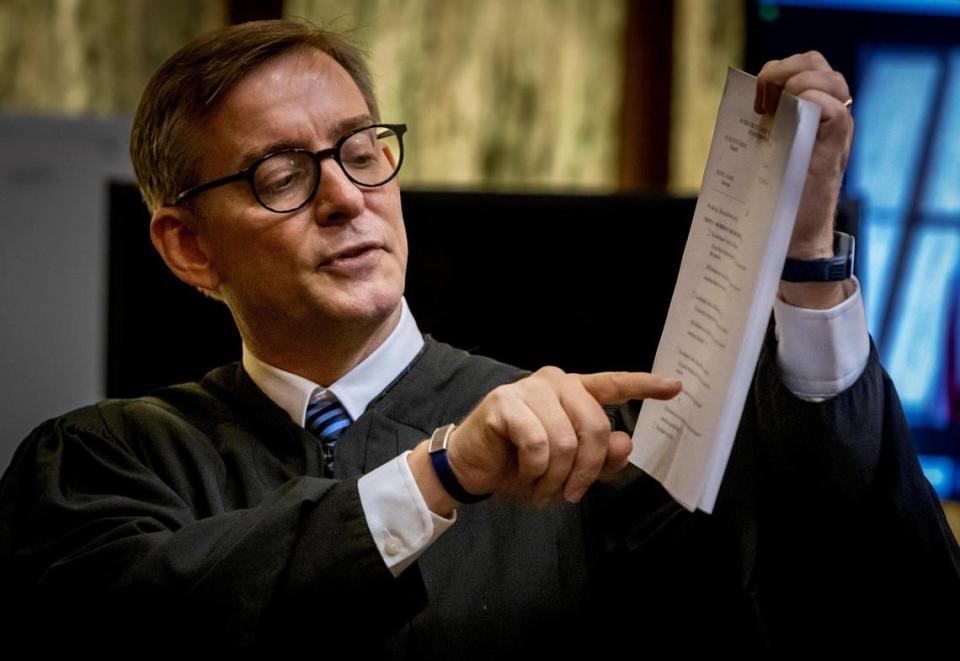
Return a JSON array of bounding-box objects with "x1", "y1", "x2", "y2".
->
[
  {"x1": 428, "y1": 423, "x2": 492, "y2": 504},
  {"x1": 781, "y1": 230, "x2": 855, "y2": 282}
]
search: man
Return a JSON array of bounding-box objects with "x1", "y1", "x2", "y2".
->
[{"x1": 1, "y1": 19, "x2": 957, "y2": 655}]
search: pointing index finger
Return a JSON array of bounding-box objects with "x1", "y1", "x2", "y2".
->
[{"x1": 577, "y1": 372, "x2": 682, "y2": 406}]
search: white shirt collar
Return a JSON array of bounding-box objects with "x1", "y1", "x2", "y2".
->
[{"x1": 241, "y1": 297, "x2": 425, "y2": 427}]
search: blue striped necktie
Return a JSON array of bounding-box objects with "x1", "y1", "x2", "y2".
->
[{"x1": 305, "y1": 391, "x2": 352, "y2": 477}]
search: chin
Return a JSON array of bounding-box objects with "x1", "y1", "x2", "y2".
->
[{"x1": 324, "y1": 286, "x2": 403, "y2": 326}]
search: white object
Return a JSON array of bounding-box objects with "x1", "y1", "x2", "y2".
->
[{"x1": 629, "y1": 68, "x2": 822, "y2": 513}]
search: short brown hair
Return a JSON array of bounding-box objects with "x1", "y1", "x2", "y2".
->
[{"x1": 130, "y1": 19, "x2": 379, "y2": 214}]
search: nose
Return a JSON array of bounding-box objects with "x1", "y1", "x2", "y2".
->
[{"x1": 311, "y1": 156, "x2": 365, "y2": 224}]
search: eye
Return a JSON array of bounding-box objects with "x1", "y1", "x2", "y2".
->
[
  {"x1": 254, "y1": 153, "x2": 312, "y2": 197},
  {"x1": 340, "y1": 131, "x2": 379, "y2": 168},
  {"x1": 260, "y1": 168, "x2": 303, "y2": 192},
  {"x1": 277, "y1": 172, "x2": 298, "y2": 189},
  {"x1": 341, "y1": 144, "x2": 377, "y2": 168}
]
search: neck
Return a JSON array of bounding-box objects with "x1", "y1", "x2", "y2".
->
[{"x1": 240, "y1": 302, "x2": 403, "y2": 387}]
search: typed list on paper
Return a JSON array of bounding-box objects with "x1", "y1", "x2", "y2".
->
[{"x1": 629, "y1": 68, "x2": 821, "y2": 513}]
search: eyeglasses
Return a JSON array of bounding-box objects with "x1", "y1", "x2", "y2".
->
[{"x1": 174, "y1": 123, "x2": 407, "y2": 213}]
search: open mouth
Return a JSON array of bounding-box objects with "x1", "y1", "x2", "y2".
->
[
  {"x1": 321, "y1": 242, "x2": 384, "y2": 269},
  {"x1": 337, "y1": 245, "x2": 376, "y2": 260}
]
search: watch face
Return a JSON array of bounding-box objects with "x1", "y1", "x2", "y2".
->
[
  {"x1": 834, "y1": 231, "x2": 855, "y2": 260},
  {"x1": 836, "y1": 232, "x2": 855, "y2": 280},
  {"x1": 429, "y1": 423, "x2": 456, "y2": 453}
]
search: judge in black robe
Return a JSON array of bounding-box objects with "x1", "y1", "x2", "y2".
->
[{"x1": 3, "y1": 21, "x2": 958, "y2": 658}]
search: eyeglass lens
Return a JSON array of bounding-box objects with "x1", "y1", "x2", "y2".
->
[{"x1": 252, "y1": 126, "x2": 402, "y2": 212}]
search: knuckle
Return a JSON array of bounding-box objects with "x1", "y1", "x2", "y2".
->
[
  {"x1": 525, "y1": 435, "x2": 549, "y2": 456},
  {"x1": 834, "y1": 72, "x2": 850, "y2": 92},
  {"x1": 553, "y1": 432, "x2": 578, "y2": 456},
  {"x1": 583, "y1": 416, "x2": 610, "y2": 439},
  {"x1": 535, "y1": 365, "x2": 566, "y2": 381},
  {"x1": 609, "y1": 371, "x2": 629, "y2": 387},
  {"x1": 563, "y1": 372, "x2": 584, "y2": 391},
  {"x1": 488, "y1": 383, "x2": 517, "y2": 407}
]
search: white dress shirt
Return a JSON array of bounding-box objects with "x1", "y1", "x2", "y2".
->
[
  {"x1": 243, "y1": 297, "x2": 453, "y2": 577},
  {"x1": 772, "y1": 276, "x2": 870, "y2": 401},
  {"x1": 243, "y1": 278, "x2": 871, "y2": 576}
]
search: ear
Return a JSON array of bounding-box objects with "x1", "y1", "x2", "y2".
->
[{"x1": 149, "y1": 205, "x2": 222, "y2": 298}]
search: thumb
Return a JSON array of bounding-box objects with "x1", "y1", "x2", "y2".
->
[
  {"x1": 600, "y1": 430, "x2": 633, "y2": 477},
  {"x1": 577, "y1": 371, "x2": 682, "y2": 406}
]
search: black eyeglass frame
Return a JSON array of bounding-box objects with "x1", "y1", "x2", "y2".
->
[{"x1": 173, "y1": 123, "x2": 407, "y2": 213}]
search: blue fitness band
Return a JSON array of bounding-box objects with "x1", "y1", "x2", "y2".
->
[
  {"x1": 781, "y1": 231, "x2": 855, "y2": 282},
  {"x1": 428, "y1": 423, "x2": 491, "y2": 505}
]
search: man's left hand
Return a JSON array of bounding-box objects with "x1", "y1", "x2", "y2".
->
[{"x1": 756, "y1": 51, "x2": 855, "y2": 309}]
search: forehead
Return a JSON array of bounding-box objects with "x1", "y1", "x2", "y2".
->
[{"x1": 199, "y1": 48, "x2": 371, "y2": 172}]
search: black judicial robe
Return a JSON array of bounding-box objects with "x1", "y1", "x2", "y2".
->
[{"x1": 1, "y1": 322, "x2": 959, "y2": 656}]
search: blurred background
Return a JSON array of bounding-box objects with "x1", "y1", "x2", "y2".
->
[{"x1": 1, "y1": 0, "x2": 958, "y2": 541}]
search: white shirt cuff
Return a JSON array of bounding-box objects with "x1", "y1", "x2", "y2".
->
[
  {"x1": 772, "y1": 275, "x2": 870, "y2": 402},
  {"x1": 357, "y1": 451, "x2": 456, "y2": 577}
]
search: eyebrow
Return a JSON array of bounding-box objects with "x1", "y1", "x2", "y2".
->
[{"x1": 236, "y1": 114, "x2": 374, "y2": 171}]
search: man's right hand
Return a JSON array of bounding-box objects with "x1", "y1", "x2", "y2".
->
[{"x1": 409, "y1": 367, "x2": 682, "y2": 515}]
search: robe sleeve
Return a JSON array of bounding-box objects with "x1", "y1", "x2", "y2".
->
[
  {"x1": 0, "y1": 401, "x2": 426, "y2": 654},
  {"x1": 745, "y1": 320, "x2": 960, "y2": 645},
  {"x1": 592, "y1": 317, "x2": 960, "y2": 650}
]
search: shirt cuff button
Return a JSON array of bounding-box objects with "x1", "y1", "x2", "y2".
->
[{"x1": 384, "y1": 535, "x2": 403, "y2": 556}]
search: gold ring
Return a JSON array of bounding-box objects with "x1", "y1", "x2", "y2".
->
[{"x1": 843, "y1": 97, "x2": 853, "y2": 108}]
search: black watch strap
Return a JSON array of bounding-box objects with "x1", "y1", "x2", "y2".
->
[
  {"x1": 781, "y1": 231, "x2": 855, "y2": 282},
  {"x1": 428, "y1": 423, "x2": 491, "y2": 504}
]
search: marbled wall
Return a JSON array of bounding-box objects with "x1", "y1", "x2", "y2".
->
[
  {"x1": 671, "y1": 0, "x2": 745, "y2": 194},
  {"x1": 0, "y1": 0, "x2": 225, "y2": 116},
  {"x1": 0, "y1": 0, "x2": 745, "y2": 191},
  {"x1": 287, "y1": 0, "x2": 628, "y2": 191}
]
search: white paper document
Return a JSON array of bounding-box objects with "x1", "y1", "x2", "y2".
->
[{"x1": 629, "y1": 68, "x2": 821, "y2": 513}]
